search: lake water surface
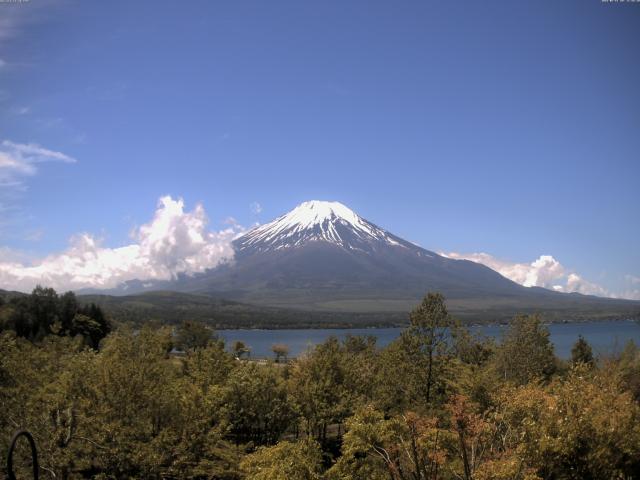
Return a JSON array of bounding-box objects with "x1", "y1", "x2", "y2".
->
[{"x1": 219, "y1": 320, "x2": 640, "y2": 359}]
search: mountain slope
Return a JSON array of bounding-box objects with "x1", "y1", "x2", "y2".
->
[{"x1": 164, "y1": 200, "x2": 639, "y2": 320}]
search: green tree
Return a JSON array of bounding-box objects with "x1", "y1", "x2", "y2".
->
[
  {"x1": 571, "y1": 335, "x2": 595, "y2": 367},
  {"x1": 341, "y1": 335, "x2": 379, "y2": 409},
  {"x1": 175, "y1": 320, "x2": 212, "y2": 351},
  {"x1": 71, "y1": 313, "x2": 103, "y2": 349},
  {"x1": 222, "y1": 362, "x2": 295, "y2": 445},
  {"x1": 451, "y1": 320, "x2": 494, "y2": 366},
  {"x1": 232, "y1": 339, "x2": 250, "y2": 359},
  {"x1": 616, "y1": 339, "x2": 640, "y2": 401},
  {"x1": 328, "y1": 405, "x2": 446, "y2": 480},
  {"x1": 494, "y1": 314, "x2": 556, "y2": 385},
  {"x1": 58, "y1": 291, "x2": 79, "y2": 335},
  {"x1": 183, "y1": 338, "x2": 235, "y2": 390},
  {"x1": 0, "y1": 287, "x2": 110, "y2": 348},
  {"x1": 272, "y1": 343, "x2": 289, "y2": 363},
  {"x1": 240, "y1": 439, "x2": 324, "y2": 480},
  {"x1": 374, "y1": 334, "x2": 433, "y2": 412},
  {"x1": 496, "y1": 365, "x2": 640, "y2": 479},
  {"x1": 405, "y1": 292, "x2": 453, "y2": 404},
  {"x1": 76, "y1": 302, "x2": 111, "y2": 347},
  {"x1": 289, "y1": 337, "x2": 350, "y2": 443}
]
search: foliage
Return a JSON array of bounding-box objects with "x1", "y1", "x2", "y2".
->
[
  {"x1": 272, "y1": 343, "x2": 289, "y2": 363},
  {"x1": 1, "y1": 289, "x2": 639, "y2": 479},
  {"x1": 615, "y1": 339, "x2": 640, "y2": 401},
  {"x1": 327, "y1": 405, "x2": 447, "y2": 480},
  {"x1": 221, "y1": 362, "x2": 296, "y2": 446},
  {"x1": 240, "y1": 439, "x2": 323, "y2": 480},
  {"x1": 232, "y1": 340, "x2": 251, "y2": 359},
  {"x1": 493, "y1": 314, "x2": 556, "y2": 385},
  {"x1": 289, "y1": 337, "x2": 351, "y2": 444},
  {"x1": 571, "y1": 334, "x2": 595, "y2": 367},
  {"x1": 175, "y1": 319, "x2": 214, "y2": 351},
  {"x1": 494, "y1": 364, "x2": 640, "y2": 478},
  {"x1": 0, "y1": 287, "x2": 110, "y2": 348}
]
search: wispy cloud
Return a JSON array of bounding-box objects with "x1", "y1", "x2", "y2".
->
[
  {"x1": 250, "y1": 201, "x2": 263, "y2": 215},
  {"x1": 0, "y1": 0, "x2": 62, "y2": 41},
  {"x1": 441, "y1": 251, "x2": 639, "y2": 300},
  {"x1": 0, "y1": 196, "x2": 245, "y2": 292},
  {"x1": 0, "y1": 139, "x2": 75, "y2": 187},
  {"x1": 10, "y1": 105, "x2": 30, "y2": 115}
]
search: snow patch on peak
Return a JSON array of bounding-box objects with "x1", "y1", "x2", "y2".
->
[
  {"x1": 237, "y1": 200, "x2": 406, "y2": 252},
  {"x1": 280, "y1": 200, "x2": 371, "y2": 233}
]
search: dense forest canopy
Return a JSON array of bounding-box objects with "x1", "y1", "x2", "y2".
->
[
  {"x1": 1, "y1": 290, "x2": 640, "y2": 479},
  {"x1": 0, "y1": 286, "x2": 110, "y2": 348}
]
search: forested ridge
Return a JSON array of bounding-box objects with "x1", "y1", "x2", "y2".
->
[{"x1": 1, "y1": 289, "x2": 640, "y2": 479}]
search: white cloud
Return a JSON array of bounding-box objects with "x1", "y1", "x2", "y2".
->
[
  {"x1": 564, "y1": 273, "x2": 610, "y2": 297},
  {"x1": 0, "y1": 139, "x2": 76, "y2": 187},
  {"x1": 0, "y1": 196, "x2": 244, "y2": 292},
  {"x1": 0, "y1": 246, "x2": 31, "y2": 264},
  {"x1": 440, "y1": 251, "x2": 637, "y2": 299},
  {"x1": 250, "y1": 201, "x2": 263, "y2": 215},
  {"x1": 441, "y1": 252, "x2": 567, "y2": 288}
]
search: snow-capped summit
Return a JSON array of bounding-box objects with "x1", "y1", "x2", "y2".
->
[
  {"x1": 236, "y1": 200, "x2": 407, "y2": 253},
  {"x1": 96, "y1": 200, "x2": 640, "y2": 323}
]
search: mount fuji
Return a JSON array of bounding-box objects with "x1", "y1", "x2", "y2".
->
[{"x1": 102, "y1": 200, "x2": 637, "y2": 323}]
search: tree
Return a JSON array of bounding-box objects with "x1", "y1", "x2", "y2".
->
[
  {"x1": 374, "y1": 334, "x2": 433, "y2": 412},
  {"x1": 272, "y1": 343, "x2": 289, "y2": 363},
  {"x1": 183, "y1": 338, "x2": 235, "y2": 390},
  {"x1": 221, "y1": 362, "x2": 295, "y2": 445},
  {"x1": 289, "y1": 337, "x2": 350, "y2": 443},
  {"x1": 571, "y1": 335, "x2": 594, "y2": 367},
  {"x1": 451, "y1": 320, "x2": 494, "y2": 366},
  {"x1": 175, "y1": 320, "x2": 212, "y2": 351},
  {"x1": 86, "y1": 327, "x2": 238, "y2": 478},
  {"x1": 616, "y1": 340, "x2": 640, "y2": 401},
  {"x1": 406, "y1": 292, "x2": 453, "y2": 404},
  {"x1": 77, "y1": 302, "x2": 111, "y2": 347},
  {"x1": 328, "y1": 405, "x2": 446, "y2": 480},
  {"x1": 71, "y1": 313, "x2": 103, "y2": 349},
  {"x1": 58, "y1": 291, "x2": 79, "y2": 335},
  {"x1": 0, "y1": 287, "x2": 110, "y2": 348},
  {"x1": 496, "y1": 365, "x2": 640, "y2": 479},
  {"x1": 240, "y1": 439, "x2": 324, "y2": 480},
  {"x1": 494, "y1": 314, "x2": 556, "y2": 385},
  {"x1": 232, "y1": 340, "x2": 250, "y2": 359}
]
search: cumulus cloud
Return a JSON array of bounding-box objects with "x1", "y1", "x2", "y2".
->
[
  {"x1": 440, "y1": 251, "x2": 638, "y2": 300},
  {"x1": 564, "y1": 273, "x2": 610, "y2": 297},
  {"x1": 0, "y1": 196, "x2": 244, "y2": 292},
  {"x1": 0, "y1": 140, "x2": 75, "y2": 187},
  {"x1": 441, "y1": 252, "x2": 566, "y2": 288}
]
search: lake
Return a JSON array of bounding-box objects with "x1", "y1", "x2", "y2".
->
[{"x1": 219, "y1": 319, "x2": 640, "y2": 359}]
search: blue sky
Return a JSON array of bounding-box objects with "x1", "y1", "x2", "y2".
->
[{"x1": 0, "y1": 0, "x2": 638, "y2": 297}]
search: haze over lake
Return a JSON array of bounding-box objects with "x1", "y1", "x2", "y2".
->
[{"x1": 220, "y1": 320, "x2": 640, "y2": 359}]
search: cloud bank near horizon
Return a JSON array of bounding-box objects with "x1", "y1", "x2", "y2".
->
[
  {"x1": 0, "y1": 196, "x2": 243, "y2": 292},
  {"x1": 440, "y1": 252, "x2": 639, "y2": 300},
  {"x1": 0, "y1": 193, "x2": 637, "y2": 300}
]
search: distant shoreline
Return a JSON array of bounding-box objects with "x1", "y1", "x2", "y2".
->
[{"x1": 216, "y1": 317, "x2": 640, "y2": 332}]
